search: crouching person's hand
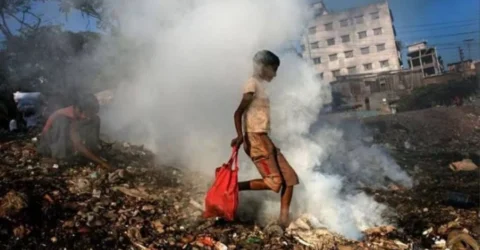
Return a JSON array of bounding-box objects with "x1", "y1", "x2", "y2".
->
[{"x1": 98, "y1": 161, "x2": 112, "y2": 170}]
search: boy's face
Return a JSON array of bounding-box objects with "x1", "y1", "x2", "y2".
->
[{"x1": 263, "y1": 65, "x2": 278, "y2": 82}]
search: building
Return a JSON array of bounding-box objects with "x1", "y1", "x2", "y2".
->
[
  {"x1": 302, "y1": 1, "x2": 402, "y2": 83},
  {"x1": 330, "y1": 69, "x2": 424, "y2": 111},
  {"x1": 447, "y1": 59, "x2": 479, "y2": 77},
  {"x1": 407, "y1": 41, "x2": 442, "y2": 77}
]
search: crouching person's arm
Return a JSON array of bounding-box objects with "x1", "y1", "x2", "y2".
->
[{"x1": 70, "y1": 121, "x2": 111, "y2": 169}]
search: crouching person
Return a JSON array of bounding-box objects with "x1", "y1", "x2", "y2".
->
[
  {"x1": 37, "y1": 94, "x2": 110, "y2": 169},
  {"x1": 231, "y1": 50, "x2": 299, "y2": 227}
]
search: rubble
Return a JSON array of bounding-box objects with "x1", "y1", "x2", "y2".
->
[
  {"x1": 449, "y1": 159, "x2": 479, "y2": 172},
  {"x1": 0, "y1": 191, "x2": 27, "y2": 218},
  {"x1": 447, "y1": 230, "x2": 479, "y2": 250},
  {"x1": 0, "y1": 122, "x2": 478, "y2": 249}
]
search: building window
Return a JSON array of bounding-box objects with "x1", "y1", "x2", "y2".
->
[
  {"x1": 332, "y1": 69, "x2": 341, "y2": 77},
  {"x1": 363, "y1": 63, "x2": 373, "y2": 71},
  {"x1": 374, "y1": 27, "x2": 383, "y2": 35},
  {"x1": 324, "y1": 22, "x2": 333, "y2": 31},
  {"x1": 329, "y1": 53, "x2": 338, "y2": 61},
  {"x1": 380, "y1": 60, "x2": 390, "y2": 68},
  {"x1": 340, "y1": 19, "x2": 349, "y2": 27},
  {"x1": 358, "y1": 31, "x2": 367, "y2": 39},
  {"x1": 344, "y1": 50, "x2": 354, "y2": 58},
  {"x1": 347, "y1": 66, "x2": 357, "y2": 74},
  {"x1": 327, "y1": 38, "x2": 335, "y2": 46},
  {"x1": 355, "y1": 15, "x2": 364, "y2": 24},
  {"x1": 341, "y1": 35, "x2": 350, "y2": 43},
  {"x1": 317, "y1": 72, "x2": 324, "y2": 80},
  {"x1": 412, "y1": 59, "x2": 421, "y2": 67},
  {"x1": 309, "y1": 26, "x2": 316, "y2": 34},
  {"x1": 371, "y1": 12, "x2": 380, "y2": 20},
  {"x1": 360, "y1": 47, "x2": 370, "y2": 55},
  {"x1": 311, "y1": 42, "x2": 319, "y2": 49},
  {"x1": 313, "y1": 57, "x2": 321, "y2": 64},
  {"x1": 376, "y1": 43, "x2": 386, "y2": 52}
]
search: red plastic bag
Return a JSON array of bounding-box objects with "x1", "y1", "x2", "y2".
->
[{"x1": 203, "y1": 147, "x2": 239, "y2": 221}]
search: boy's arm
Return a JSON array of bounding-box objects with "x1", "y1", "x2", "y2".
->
[
  {"x1": 231, "y1": 93, "x2": 254, "y2": 148},
  {"x1": 70, "y1": 121, "x2": 110, "y2": 169}
]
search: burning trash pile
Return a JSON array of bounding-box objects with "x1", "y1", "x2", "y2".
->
[{"x1": 0, "y1": 134, "x2": 478, "y2": 249}]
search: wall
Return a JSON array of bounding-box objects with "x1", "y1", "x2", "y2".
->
[
  {"x1": 422, "y1": 73, "x2": 463, "y2": 85},
  {"x1": 331, "y1": 70, "x2": 424, "y2": 110},
  {"x1": 303, "y1": 1, "x2": 401, "y2": 83}
]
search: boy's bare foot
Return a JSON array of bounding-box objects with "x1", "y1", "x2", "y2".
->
[{"x1": 279, "y1": 217, "x2": 290, "y2": 228}]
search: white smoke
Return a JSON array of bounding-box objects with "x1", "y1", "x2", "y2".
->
[{"x1": 94, "y1": 0, "x2": 412, "y2": 239}]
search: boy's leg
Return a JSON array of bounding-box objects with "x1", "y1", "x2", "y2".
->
[
  {"x1": 280, "y1": 185, "x2": 294, "y2": 226},
  {"x1": 240, "y1": 133, "x2": 284, "y2": 192},
  {"x1": 238, "y1": 179, "x2": 270, "y2": 191},
  {"x1": 275, "y1": 150, "x2": 299, "y2": 226}
]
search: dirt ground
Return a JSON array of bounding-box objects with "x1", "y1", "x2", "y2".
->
[
  {"x1": 0, "y1": 105, "x2": 478, "y2": 249},
  {"x1": 362, "y1": 105, "x2": 480, "y2": 248}
]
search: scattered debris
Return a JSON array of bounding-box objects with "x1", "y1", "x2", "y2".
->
[
  {"x1": 447, "y1": 230, "x2": 479, "y2": 250},
  {"x1": 364, "y1": 225, "x2": 396, "y2": 236},
  {"x1": 449, "y1": 159, "x2": 478, "y2": 172},
  {"x1": 0, "y1": 191, "x2": 28, "y2": 218},
  {"x1": 0, "y1": 116, "x2": 478, "y2": 249}
]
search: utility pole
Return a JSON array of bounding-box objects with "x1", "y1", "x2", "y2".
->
[
  {"x1": 459, "y1": 47, "x2": 464, "y2": 64},
  {"x1": 464, "y1": 39, "x2": 474, "y2": 60},
  {"x1": 458, "y1": 47, "x2": 465, "y2": 77}
]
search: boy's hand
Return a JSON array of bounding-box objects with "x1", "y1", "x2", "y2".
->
[{"x1": 230, "y1": 136, "x2": 244, "y2": 148}]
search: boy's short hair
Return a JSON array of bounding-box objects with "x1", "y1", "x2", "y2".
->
[
  {"x1": 75, "y1": 93, "x2": 99, "y2": 113},
  {"x1": 253, "y1": 50, "x2": 280, "y2": 67}
]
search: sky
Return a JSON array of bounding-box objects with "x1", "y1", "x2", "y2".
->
[{"x1": 2, "y1": 0, "x2": 480, "y2": 66}]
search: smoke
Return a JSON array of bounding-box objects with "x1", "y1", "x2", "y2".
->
[{"x1": 92, "y1": 0, "x2": 412, "y2": 239}]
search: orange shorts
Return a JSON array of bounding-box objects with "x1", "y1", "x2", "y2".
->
[{"x1": 244, "y1": 133, "x2": 299, "y2": 192}]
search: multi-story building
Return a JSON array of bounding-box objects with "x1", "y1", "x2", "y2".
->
[
  {"x1": 302, "y1": 1, "x2": 402, "y2": 83},
  {"x1": 407, "y1": 41, "x2": 442, "y2": 76}
]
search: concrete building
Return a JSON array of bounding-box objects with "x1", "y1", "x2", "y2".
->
[
  {"x1": 447, "y1": 59, "x2": 479, "y2": 77},
  {"x1": 330, "y1": 69, "x2": 424, "y2": 111},
  {"x1": 302, "y1": 1, "x2": 402, "y2": 83},
  {"x1": 407, "y1": 41, "x2": 442, "y2": 77}
]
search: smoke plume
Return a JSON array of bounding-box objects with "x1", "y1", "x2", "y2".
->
[{"x1": 92, "y1": 0, "x2": 412, "y2": 239}]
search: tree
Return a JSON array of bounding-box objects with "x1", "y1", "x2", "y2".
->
[
  {"x1": 4, "y1": 25, "x2": 101, "y2": 93},
  {"x1": 0, "y1": 0, "x2": 46, "y2": 39},
  {"x1": 57, "y1": 0, "x2": 118, "y2": 32}
]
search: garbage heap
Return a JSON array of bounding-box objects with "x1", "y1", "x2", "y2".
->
[{"x1": 0, "y1": 136, "x2": 477, "y2": 250}]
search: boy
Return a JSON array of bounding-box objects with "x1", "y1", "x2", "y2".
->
[
  {"x1": 37, "y1": 94, "x2": 110, "y2": 169},
  {"x1": 231, "y1": 50, "x2": 299, "y2": 227}
]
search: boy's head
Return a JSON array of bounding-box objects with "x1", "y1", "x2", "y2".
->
[
  {"x1": 253, "y1": 50, "x2": 280, "y2": 82},
  {"x1": 75, "y1": 94, "x2": 99, "y2": 119}
]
